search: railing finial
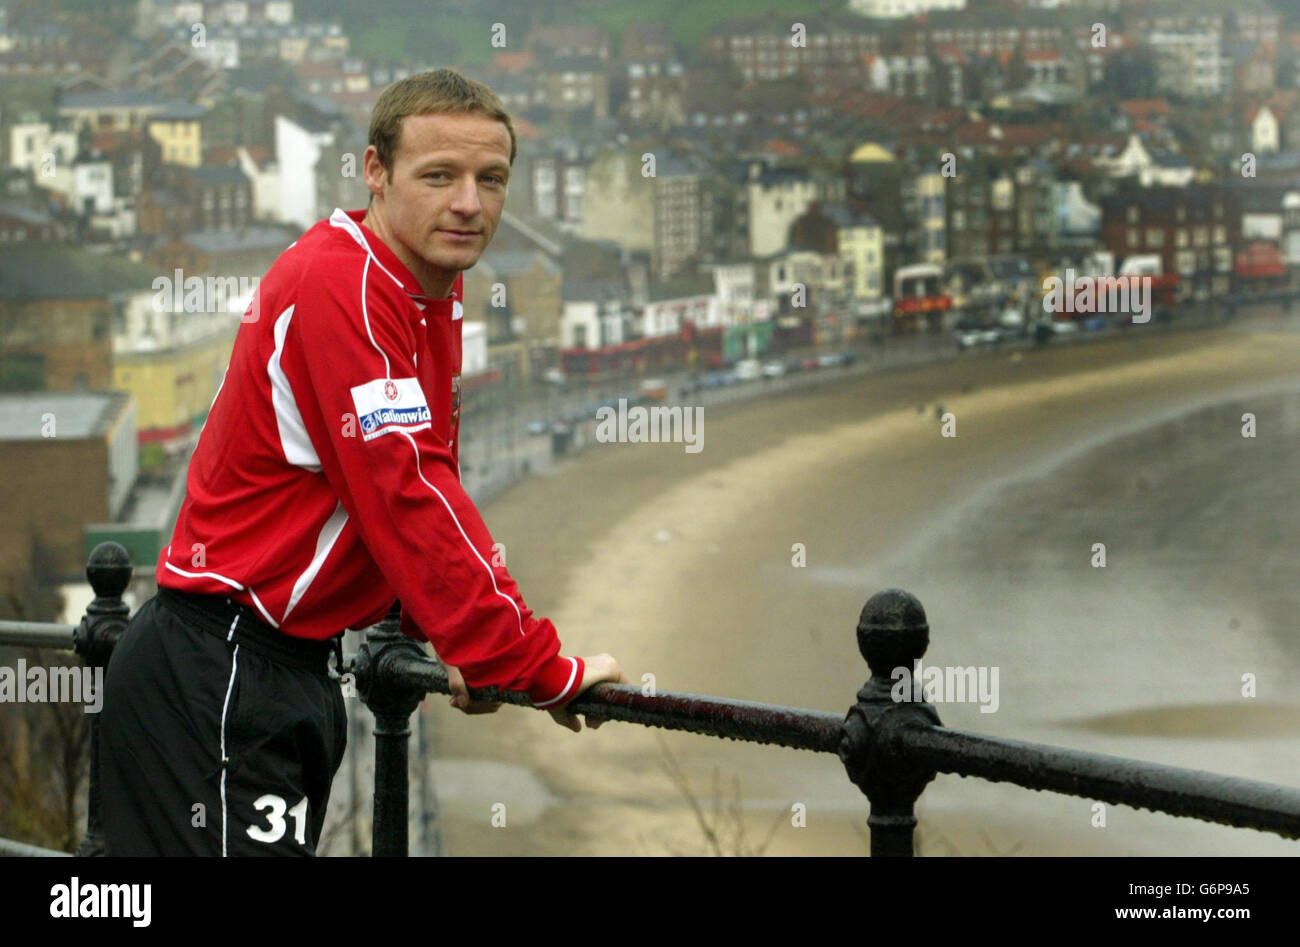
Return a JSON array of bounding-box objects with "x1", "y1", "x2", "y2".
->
[
  {"x1": 840, "y1": 587, "x2": 942, "y2": 857},
  {"x1": 85, "y1": 541, "x2": 132, "y2": 601},
  {"x1": 75, "y1": 541, "x2": 133, "y2": 857}
]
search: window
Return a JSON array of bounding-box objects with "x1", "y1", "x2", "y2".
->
[{"x1": 1146, "y1": 228, "x2": 1164, "y2": 247}]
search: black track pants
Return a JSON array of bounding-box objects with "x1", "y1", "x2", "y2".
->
[{"x1": 99, "y1": 592, "x2": 347, "y2": 856}]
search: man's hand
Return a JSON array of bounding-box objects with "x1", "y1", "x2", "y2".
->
[
  {"x1": 547, "y1": 653, "x2": 628, "y2": 733},
  {"x1": 445, "y1": 664, "x2": 502, "y2": 714}
]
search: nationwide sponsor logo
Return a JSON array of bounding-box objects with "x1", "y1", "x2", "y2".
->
[
  {"x1": 358, "y1": 405, "x2": 432, "y2": 436},
  {"x1": 350, "y1": 376, "x2": 431, "y2": 442}
]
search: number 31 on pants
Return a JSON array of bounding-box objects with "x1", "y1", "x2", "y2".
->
[{"x1": 247, "y1": 794, "x2": 309, "y2": 846}]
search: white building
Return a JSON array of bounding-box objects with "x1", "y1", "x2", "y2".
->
[
  {"x1": 1096, "y1": 135, "x2": 1196, "y2": 188},
  {"x1": 7, "y1": 120, "x2": 78, "y2": 175},
  {"x1": 703, "y1": 262, "x2": 757, "y2": 325},
  {"x1": 462, "y1": 320, "x2": 488, "y2": 375},
  {"x1": 1251, "y1": 105, "x2": 1280, "y2": 155},
  {"x1": 137, "y1": 0, "x2": 294, "y2": 32},
  {"x1": 561, "y1": 298, "x2": 625, "y2": 349},
  {"x1": 274, "y1": 114, "x2": 334, "y2": 230},
  {"x1": 236, "y1": 146, "x2": 280, "y2": 221},
  {"x1": 850, "y1": 0, "x2": 965, "y2": 18},
  {"x1": 641, "y1": 292, "x2": 719, "y2": 338},
  {"x1": 1149, "y1": 30, "x2": 1223, "y2": 99},
  {"x1": 746, "y1": 164, "x2": 819, "y2": 258}
]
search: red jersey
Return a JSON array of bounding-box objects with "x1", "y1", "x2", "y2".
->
[{"x1": 157, "y1": 208, "x2": 583, "y2": 708}]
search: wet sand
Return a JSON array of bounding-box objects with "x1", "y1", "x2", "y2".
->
[{"x1": 426, "y1": 316, "x2": 1300, "y2": 856}]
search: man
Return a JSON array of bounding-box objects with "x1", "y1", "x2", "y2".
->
[{"x1": 98, "y1": 68, "x2": 626, "y2": 856}]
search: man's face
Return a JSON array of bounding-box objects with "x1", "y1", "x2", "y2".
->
[{"x1": 366, "y1": 112, "x2": 511, "y2": 291}]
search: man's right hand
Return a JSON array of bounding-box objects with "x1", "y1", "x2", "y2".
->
[{"x1": 548, "y1": 653, "x2": 627, "y2": 733}]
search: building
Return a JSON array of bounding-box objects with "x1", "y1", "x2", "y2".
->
[
  {"x1": 0, "y1": 246, "x2": 157, "y2": 392},
  {"x1": 5, "y1": 118, "x2": 78, "y2": 175},
  {"x1": 825, "y1": 205, "x2": 885, "y2": 300},
  {"x1": 561, "y1": 276, "x2": 628, "y2": 350},
  {"x1": 702, "y1": 16, "x2": 880, "y2": 84},
  {"x1": 1096, "y1": 135, "x2": 1197, "y2": 187},
  {"x1": 137, "y1": 0, "x2": 295, "y2": 32},
  {"x1": 746, "y1": 163, "x2": 821, "y2": 258},
  {"x1": 653, "y1": 157, "x2": 721, "y2": 282},
  {"x1": 0, "y1": 391, "x2": 137, "y2": 597},
  {"x1": 111, "y1": 284, "x2": 237, "y2": 466},
  {"x1": 59, "y1": 90, "x2": 174, "y2": 134},
  {"x1": 850, "y1": 0, "x2": 965, "y2": 16},
  {"x1": 1100, "y1": 185, "x2": 1237, "y2": 300},
  {"x1": 146, "y1": 103, "x2": 207, "y2": 168},
  {"x1": 273, "y1": 112, "x2": 343, "y2": 230},
  {"x1": 574, "y1": 147, "x2": 655, "y2": 251},
  {"x1": 462, "y1": 248, "x2": 563, "y2": 378},
  {"x1": 529, "y1": 139, "x2": 597, "y2": 230}
]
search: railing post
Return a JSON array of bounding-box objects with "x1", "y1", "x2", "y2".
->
[
  {"x1": 839, "y1": 588, "x2": 942, "y2": 857},
  {"x1": 354, "y1": 602, "x2": 426, "y2": 857},
  {"x1": 73, "y1": 541, "x2": 132, "y2": 857}
]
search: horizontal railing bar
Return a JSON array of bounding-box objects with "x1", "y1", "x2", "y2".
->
[
  {"x1": 899, "y1": 726, "x2": 1300, "y2": 839},
  {"x1": 0, "y1": 837, "x2": 71, "y2": 857},
  {"x1": 379, "y1": 651, "x2": 844, "y2": 752},
  {"x1": 0, "y1": 621, "x2": 78, "y2": 650},
  {"x1": 374, "y1": 651, "x2": 1300, "y2": 836}
]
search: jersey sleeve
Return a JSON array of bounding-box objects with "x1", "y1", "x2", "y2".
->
[{"x1": 278, "y1": 260, "x2": 584, "y2": 708}]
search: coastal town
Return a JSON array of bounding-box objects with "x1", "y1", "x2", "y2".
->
[{"x1": 3, "y1": 0, "x2": 1300, "y2": 869}]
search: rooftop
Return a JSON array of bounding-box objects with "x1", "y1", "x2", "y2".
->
[
  {"x1": 0, "y1": 245, "x2": 157, "y2": 300},
  {"x1": 182, "y1": 226, "x2": 296, "y2": 254},
  {"x1": 0, "y1": 391, "x2": 130, "y2": 441}
]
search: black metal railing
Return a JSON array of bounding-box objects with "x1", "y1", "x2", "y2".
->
[{"x1": 2, "y1": 541, "x2": 1298, "y2": 856}]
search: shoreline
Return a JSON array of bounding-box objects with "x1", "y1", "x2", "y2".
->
[{"x1": 428, "y1": 314, "x2": 1300, "y2": 856}]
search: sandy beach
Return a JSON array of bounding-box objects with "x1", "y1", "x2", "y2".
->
[{"x1": 416, "y1": 314, "x2": 1300, "y2": 856}]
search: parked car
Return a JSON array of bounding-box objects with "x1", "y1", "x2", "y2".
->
[
  {"x1": 526, "y1": 419, "x2": 548, "y2": 435},
  {"x1": 735, "y1": 358, "x2": 762, "y2": 381},
  {"x1": 701, "y1": 373, "x2": 728, "y2": 389},
  {"x1": 639, "y1": 378, "x2": 668, "y2": 400},
  {"x1": 761, "y1": 360, "x2": 787, "y2": 378}
]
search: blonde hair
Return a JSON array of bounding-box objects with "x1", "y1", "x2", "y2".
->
[{"x1": 368, "y1": 67, "x2": 517, "y2": 173}]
